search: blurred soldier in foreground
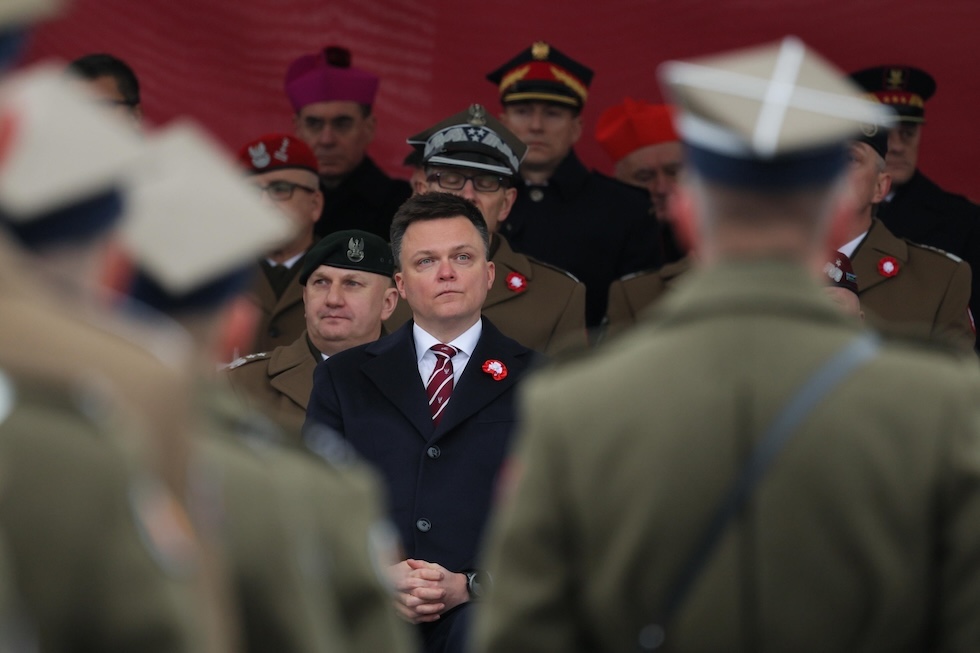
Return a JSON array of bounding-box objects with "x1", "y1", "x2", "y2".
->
[
  {"x1": 122, "y1": 122, "x2": 415, "y2": 653},
  {"x1": 386, "y1": 104, "x2": 588, "y2": 355},
  {"x1": 0, "y1": 68, "x2": 222, "y2": 651},
  {"x1": 474, "y1": 37, "x2": 980, "y2": 653}
]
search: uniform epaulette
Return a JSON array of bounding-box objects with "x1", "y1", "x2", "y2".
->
[
  {"x1": 225, "y1": 351, "x2": 271, "y2": 370},
  {"x1": 913, "y1": 242, "x2": 963, "y2": 263},
  {"x1": 526, "y1": 255, "x2": 582, "y2": 283}
]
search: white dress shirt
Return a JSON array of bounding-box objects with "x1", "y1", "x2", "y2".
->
[{"x1": 413, "y1": 319, "x2": 482, "y2": 388}]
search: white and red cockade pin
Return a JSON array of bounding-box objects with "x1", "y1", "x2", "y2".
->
[
  {"x1": 482, "y1": 359, "x2": 508, "y2": 381},
  {"x1": 877, "y1": 256, "x2": 900, "y2": 278},
  {"x1": 505, "y1": 272, "x2": 528, "y2": 293}
]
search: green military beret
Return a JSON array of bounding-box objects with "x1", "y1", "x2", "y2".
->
[{"x1": 299, "y1": 229, "x2": 394, "y2": 285}]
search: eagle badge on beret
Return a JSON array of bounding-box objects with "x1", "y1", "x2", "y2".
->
[{"x1": 347, "y1": 237, "x2": 365, "y2": 263}]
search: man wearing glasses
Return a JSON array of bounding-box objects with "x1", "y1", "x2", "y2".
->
[
  {"x1": 237, "y1": 133, "x2": 324, "y2": 354},
  {"x1": 385, "y1": 104, "x2": 587, "y2": 355}
]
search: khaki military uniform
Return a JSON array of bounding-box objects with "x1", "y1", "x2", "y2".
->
[
  {"x1": 603, "y1": 257, "x2": 692, "y2": 340},
  {"x1": 474, "y1": 261, "x2": 980, "y2": 653},
  {"x1": 277, "y1": 426, "x2": 417, "y2": 653},
  {"x1": 196, "y1": 383, "x2": 414, "y2": 653},
  {"x1": 193, "y1": 384, "x2": 342, "y2": 653},
  {"x1": 0, "y1": 236, "x2": 231, "y2": 651},
  {"x1": 0, "y1": 239, "x2": 194, "y2": 500},
  {"x1": 250, "y1": 264, "x2": 307, "y2": 355},
  {"x1": 224, "y1": 332, "x2": 320, "y2": 437},
  {"x1": 387, "y1": 234, "x2": 588, "y2": 355},
  {"x1": 851, "y1": 218, "x2": 974, "y2": 353},
  {"x1": 0, "y1": 366, "x2": 210, "y2": 653}
]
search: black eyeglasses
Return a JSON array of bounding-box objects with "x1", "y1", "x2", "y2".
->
[
  {"x1": 253, "y1": 180, "x2": 318, "y2": 201},
  {"x1": 427, "y1": 171, "x2": 507, "y2": 193}
]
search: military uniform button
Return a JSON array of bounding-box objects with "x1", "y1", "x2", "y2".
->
[
  {"x1": 529, "y1": 188, "x2": 545, "y2": 202},
  {"x1": 416, "y1": 518, "x2": 431, "y2": 532},
  {"x1": 426, "y1": 446, "x2": 441, "y2": 459}
]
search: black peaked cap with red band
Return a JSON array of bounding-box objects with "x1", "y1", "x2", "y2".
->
[{"x1": 486, "y1": 41, "x2": 594, "y2": 110}]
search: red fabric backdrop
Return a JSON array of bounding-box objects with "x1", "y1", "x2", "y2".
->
[{"x1": 22, "y1": 0, "x2": 980, "y2": 200}]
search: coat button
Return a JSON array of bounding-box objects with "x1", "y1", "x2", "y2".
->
[
  {"x1": 416, "y1": 518, "x2": 431, "y2": 533},
  {"x1": 529, "y1": 188, "x2": 545, "y2": 202},
  {"x1": 426, "y1": 446, "x2": 441, "y2": 459}
]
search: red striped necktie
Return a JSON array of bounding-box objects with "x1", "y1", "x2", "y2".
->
[{"x1": 426, "y1": 344, "x2": 458, "y2": 426}]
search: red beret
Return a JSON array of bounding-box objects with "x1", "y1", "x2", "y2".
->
[
  {"x1": 237, "y1": 133, "x2": 318, "y2": 175},
  {"x1": 595, "y1": 98, "x2": 679, "y2": 164},
  {"x1": 284, "y1": 46, "x2": 379, "y2": 112}
]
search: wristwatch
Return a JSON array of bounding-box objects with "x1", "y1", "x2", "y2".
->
[{"x1": 465, "y1": 569, "x2": 491, "y2": 600}]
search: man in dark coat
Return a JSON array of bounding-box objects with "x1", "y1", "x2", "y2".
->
[
  {"x1": 487, "y1": 41, "x2": 661, "y2": 330},
  {"x1": 851, "y1": 65, "x2": 980, "y2": 348},
  {"x1": 305, "y1": 192, "x2": 538, "y2": 653},
  {"x1": 385, "y1": 104, "x2": 588, "y2": 356},
  {"x1": 285, "y1": 45, "x2": 410, "y2": 241}
]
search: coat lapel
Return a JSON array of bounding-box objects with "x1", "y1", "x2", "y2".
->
[
  {"x1": 434, "y1": 319, "x2": 533, "y2": 438},
  {"x1": 483, "y1": 236, "x2": 534, "y2": 310},
  {"x1": 362, "y1": 323, "x2": 435, "y2": 439},
  {"x1": 851, "y1": 219, "x2": 910, "y2": 294},
  {"x1": 268, "y1": 334, "x2": 319, "y2": 409},
  {"x1": 272, "y1": 275, "x2": 304, "y2": 319}
]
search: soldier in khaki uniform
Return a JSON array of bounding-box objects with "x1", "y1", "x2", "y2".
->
[
  {"x1": 835, "y1": 126, "x2": 974, "y2": 352},
  {"x1": 386, "y1": 105, "x2": 588, "y2": 355},
  {"x1": 0, "y1": 364, "x2": 210, "y2": 653},
  {"x1": 603, "y1": 257, "x2": 691, "y2": 340},
  {"x1": 123, "y1": 123, "x2": 415, "y2": 653},
  {"x1": 473, "y1": 38, "x2": 980, "y2": 653},
  {"x1": 0, "y1": 62, "x2": 224, "y2": 650},
  {"x1": 237, "y1": 133, "x2": 324, "y2": 354},
  {"x1": 225, "y1": 229, "x2": 399, "y2": 435}
]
